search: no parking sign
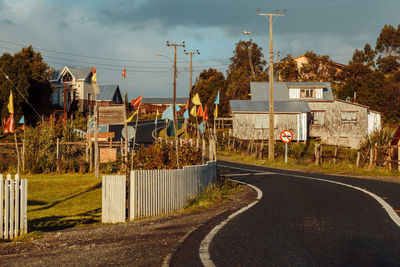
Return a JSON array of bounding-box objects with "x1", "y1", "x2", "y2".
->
[{"x1": 280, "y1": 130, "x2": 293, "y2": 144}]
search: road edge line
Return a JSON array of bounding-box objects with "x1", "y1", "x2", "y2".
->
[{"x1": 199, "y1": 179, "x2": 262, "y2": 267}]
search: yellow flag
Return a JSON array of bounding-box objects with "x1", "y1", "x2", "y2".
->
[
  {"x1": 7, "y1": 90, "x2": 14, "y2": 114},
  {"x1": 156, "y1": 110, "x2": 160, "y2": 117},
  {"x1": 190, "y1": 106, "x2": 197, "y2": 117},
  {"x1": 191, "y1": 93, "x2": 201, "y2": 106},
  {"x1": 214, "y1": 104, "x2": 218, "y2": 118},
  {"x1": 125, "y1": 110, "x2": 138, "y2": 122}
]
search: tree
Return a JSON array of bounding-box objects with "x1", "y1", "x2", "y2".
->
[
  {"x1": 299, "y1": 51, "x2": 339, "y2": 82},
  {"x1": 375, "y1": 24, "x2": 400, "y2": 74},
  {"x1": 275, "y1": 54, "x2": 299, "y2": 82},
  {"x1": 190, "y1": 68, "x2": 229, "y2": 120},
  {"x1": 226, "y1": 40, "x2": 267, "y2": 99},
  {"x1": 351, "y1": 43, "x2": 376, "y2": 68},
  {"x1": 0, "y1": 46, "x2": 52, "y2": 125}
]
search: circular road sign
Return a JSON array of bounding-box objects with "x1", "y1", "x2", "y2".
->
[{"x1": 280, "y1": 130, "x2": 294, "y2": 144}]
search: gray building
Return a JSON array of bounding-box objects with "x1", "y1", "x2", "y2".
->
[{"x1": 230, "y1": 82, "x2": 381, "y2": 148}]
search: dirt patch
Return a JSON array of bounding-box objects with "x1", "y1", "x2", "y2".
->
[{"x1": 0, "y1": 185, "x2": 256, "y2": 267}]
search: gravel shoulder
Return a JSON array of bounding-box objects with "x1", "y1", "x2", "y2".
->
[{"x1": 0, "y1": 185, "x2": 256, "y2": 267}]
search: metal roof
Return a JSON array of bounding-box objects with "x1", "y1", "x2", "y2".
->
[
  {"x1": 66, "y1": 66, "x2": 92, "y2": 80},
  {"x1": 250, "y1": 82, "x2": 334, "y2": 101},
  {"x1": 230, "y1": 100, "x2": 310, "y2": 113},
  {"x1": 142, "y1": 97, "x2": 188, "y2": 105},
  {"x1": 97, "y1": 85, "x2": 122, "y2": 102}
]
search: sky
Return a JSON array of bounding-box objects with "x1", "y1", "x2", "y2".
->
[{"x1": 0, "y1": 0, "x2": 398, "y2": 99}]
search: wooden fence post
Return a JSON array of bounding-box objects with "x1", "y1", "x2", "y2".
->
[
  {"x1": 398, "y1": 146, "x2": 400, "y2": 172},
  {"x1": 315, "y1": 144, "x2": 320, "y2": 166},
  {"x1": 374, "y1": 143, "x2": 377, "y2": 168},
  {"x1": 356, "y1": 150, "x2": 360, "y2": 168},
  {"x1": 369, "y1": 146, "x2": 373, "y2": 170},
  {"x1": 388, "y1": 146, "x2": 392, "y2": 170},
  {"x1": 333, "y1": 146, "x2": 338, "y2": 165}
]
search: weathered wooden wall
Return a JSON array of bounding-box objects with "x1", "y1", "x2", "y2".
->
[
  {"x1": 308, "y1": 100, "x2": 369, "y2": 148},
  {"x1": 232, "y1": 113, "x2": 300, "y2": 140}
]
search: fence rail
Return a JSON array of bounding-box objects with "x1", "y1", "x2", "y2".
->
[
  {"x1": 102, "y1": 161, "x2": 217, "y2": 223},
  {"x1": 0, "y1": 174, "x2": 27, "y2": 239}
]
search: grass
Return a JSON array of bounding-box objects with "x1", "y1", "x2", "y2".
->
[
  {"x1": 184, "y1": 177, "x2": 242, "y2": 211},
  {"x1": 25, "y1": 173, "x2": 102, "y2": 236},
  {"x1": 218, "y1": 149, "x2": 400, "y2": 183}
]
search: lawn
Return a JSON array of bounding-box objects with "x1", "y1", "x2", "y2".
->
[{"x1": 26, "y1": 173, "x2": 102, "y2": 233}]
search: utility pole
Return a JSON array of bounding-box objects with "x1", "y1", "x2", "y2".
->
[
  {"x1": 258, "y1": 10, "x2": 285, "y2": 160},
  {"x1": 167, "y1": 41, "x2": 185, "y2": 169},
  {"x1": 184, "y1": 49, "x2": 200, "y2": 139},
  {"x1": 184, "y1": 49, "x2": 200, "y2": 92}
]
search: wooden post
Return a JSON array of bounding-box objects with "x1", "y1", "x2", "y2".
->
[
  {"x1": 94, "y1": 105, "x2": 99, "y2": 179},
  {"x1": 22, "y1": 138, "x2": 25, "y2": 173},
  {"x1": 333, "y1": 146, "x2": 338, "y2": 165},
  {"x1": 369, "y1": 147, "x2": 373, "y2": 170},
  {"x1": 89, "y1": 139, "x2": 93, "y2": 172},
  {"x1": 356, "y1": 150, "x2": 360, "y2": 168},
  {"x1": 57, "y1": 138, "x2": 60, "y2": 172},
  {"x1": 85, "y1": 140, "x2": 89, "y2": 163},
  {"x1": 388, "y1": 146, "x2": 392, "y2": 170},
  {"x1": 398, "y1": 146, "x2": 400, "y2": 171},
  {"x1": 315, "y1": 144, "x2": 320, "y2": 166},
  {"x1": 374, "y1": 143, "x2": 377, "y2": 168},
  {"x1": 320, "y1": 144, "x2": 323, "y2": 166}
]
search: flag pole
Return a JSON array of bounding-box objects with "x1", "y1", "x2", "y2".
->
[
  {"x1": 131, "y1": 90, "x2": 143, "y2": 170},
  {"x1": 13, "y1": 116, "x2": 20, "y2": 176}
]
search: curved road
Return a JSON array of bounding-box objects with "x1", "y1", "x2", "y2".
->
[{"x1": 172, "y1": 160, "x2": 400, "y2": 266}]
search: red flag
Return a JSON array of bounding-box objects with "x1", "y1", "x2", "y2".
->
[
  {"x1": 197, "y1": 105, "x2": 204, "y2": 117},
  {"x1": 185, "y1": 99, "x2": 189, "y2": 110},
  {"x1": 122, "y1": 68, "x2": 126, "y2": 78},
  {"x1": 3, "y1": 114, "x2": 14, "y2": 133},
  {"x1": 203, "y1": 105, "x2": 208, "y2": 121},
  {"x1": 131, "y1": 96, "x2": 143, "y2": 108}
]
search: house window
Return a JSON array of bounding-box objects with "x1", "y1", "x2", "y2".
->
[
  {"x1": 300, "y1": 88, "x2": 315, "y2": 98},
  {"x1": 311, "y1": 111, "x2": 325, "y2": 125},
  {"x1": 341, "y1": 111, "x2": 357, "y2": 123}
]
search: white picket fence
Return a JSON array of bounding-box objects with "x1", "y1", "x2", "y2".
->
[
  {"x1": 0, "y1": 174, "x2": 28, "y2": 239},
  {"x1": 102, "y1": 161, "x2": 217, "y2": 223}
]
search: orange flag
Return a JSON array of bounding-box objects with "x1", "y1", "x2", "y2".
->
[
  {"x1": 3, "y1": 114, "x2": 14, "y2": 133},
  {"x1": 203, "y1": 105, "x2": 208, "y2": 121},
  {"x1": 122, "y1": 68, "x2": 126, "y2": 78},
  {"x1": 197, "y1": 105, "x2": 204, "y2": 117},
  {"x1": 131, "y1": 96, "x2": 143, "y2": 108}
]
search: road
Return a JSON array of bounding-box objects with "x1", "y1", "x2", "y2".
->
[{"x1": 172, "y1": 160, "x2": 400, "y2": 266}]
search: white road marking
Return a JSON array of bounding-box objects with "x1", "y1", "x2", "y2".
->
[
  {"x1": 199, "y1": 179, "x2": 263, "y2": 267},
  {"x1": 198, "y1": 164, "x2": 400, "y2": 265}
]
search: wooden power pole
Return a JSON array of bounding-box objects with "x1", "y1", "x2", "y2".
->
[
  {"x1": 166, "y1": 41, "x2": 185, "y2": 169},
  {"x1": 258, "y1": 10, "x2": 285, "y2": 160}
]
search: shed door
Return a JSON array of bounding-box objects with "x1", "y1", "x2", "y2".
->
[{"x1": 297, "y1": 113, "x2": 307, "y2": 141}]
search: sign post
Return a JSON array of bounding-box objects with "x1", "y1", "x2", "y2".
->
[{"x1": 280, "y1": 130, "x2": 293, "y2": 163}]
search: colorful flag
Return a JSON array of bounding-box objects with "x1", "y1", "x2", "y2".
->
[
  {"x1": 197, "y1": 105, "x2": 204, "y2": 117},
  {"x1": 183, "y1": 109, "x2": 189, "y2": 119},
  {"x1": 190, "y1": 106, "x2": 196, "y2": 117},
  {"x1": 125, "y1": 110, "x2": 138, "y2": 122},
  {"x1": 131, "y1": 96, "x2": 143, "y2": 108},
  {"x1": 191, "y1": 93, "x2": 201, "y2": 106},
  {"x1": 185, "y1": 99, "x2": 189, "y2": 110},
  {"x1": 161, "y1": 105, "x2": 174, "y2": 121},
  {"x1": 214, "y1": 91, "x2": 220, "y2": 105},
  {"x1": 203, "y1": 105, "x2": 208, "y2": 121},
  {"x1": 3, "y1": 114, "x2": 14, "y2": 133},
  {"x1": 19, "y1": 115, "x2": 24, "y2": 124},
  {"x1": 199, "y1": 122, "x2": 204, "y2": 134},
  {"x1": 122, "y1": 68, "x2": 126, "y2": 78},
  {"x1": 214, "y1": 104, "x2": 218, "y2": 118},
  {"x1": 7, "y1": 90, "x2": 14, "y2": 114},
  {"x1": 91, "y1": 67, "x2": 97, "y2": 82}
]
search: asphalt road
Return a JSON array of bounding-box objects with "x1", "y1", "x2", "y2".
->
[{"x1": 172, "y1": 160, "x2": 400, "y2": 266}]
